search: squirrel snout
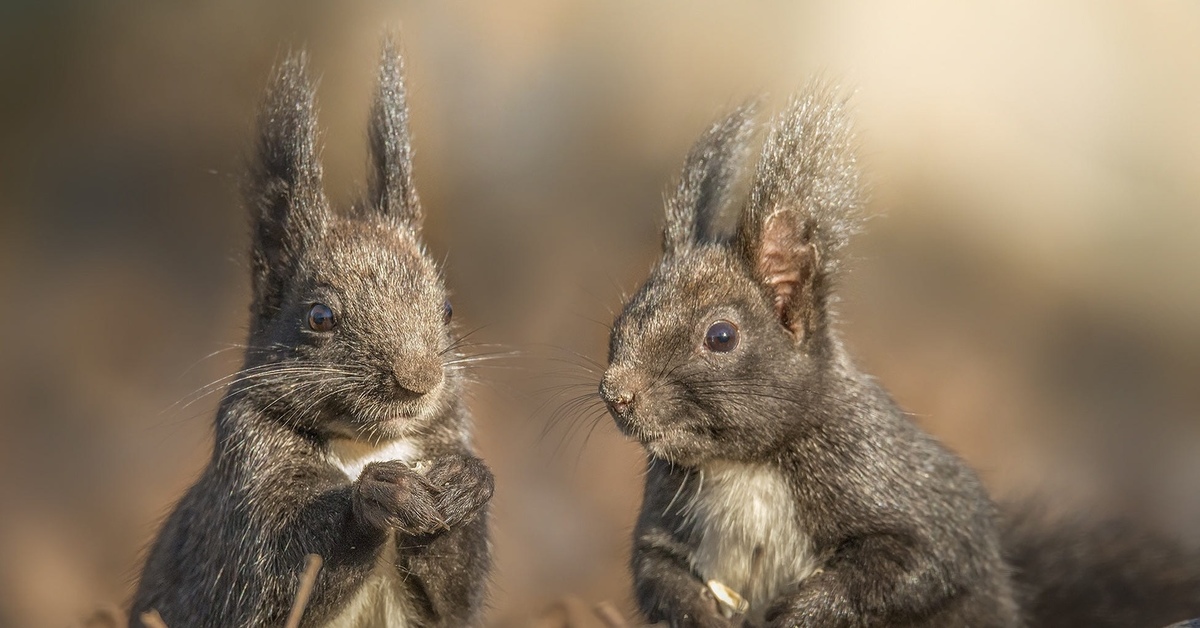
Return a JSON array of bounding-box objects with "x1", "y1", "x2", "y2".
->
[
  {"x1": 600, "y1": 379, "x2": 636, "y2": 416},
  {"x1": 392, "y1": 359, "x2": 443, "y2": 396},
  {"x1": 606, "y1": 394, "x2": 634, "y2": 416}
]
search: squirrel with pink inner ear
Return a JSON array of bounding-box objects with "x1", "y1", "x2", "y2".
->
[{"x1": 598, "y1": 92, "x2": 1200, "y2": 628}]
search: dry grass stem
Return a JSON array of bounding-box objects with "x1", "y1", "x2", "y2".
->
[
  {"x1": 139, "y1": 610, "x2": 168, "y2": 628},
  {"x1": 284, "y1": 553, "x2": 324, "y2": 628}
]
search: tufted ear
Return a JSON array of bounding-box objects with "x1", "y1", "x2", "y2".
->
[
  {"x1": 663, "y1": 103, "x2": 757, "y2": 257},
  {"x1": 247, "y1": 51, "x2": 330, "y2": 324},
  {"x1": 367, "y1": 35, "x2": 422, "y2": 230},
  {"x1": 735, "y1": 85, "x2": 862, "y2": 345}
]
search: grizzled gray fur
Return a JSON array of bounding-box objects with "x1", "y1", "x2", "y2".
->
[
  {"x1": 601, "y1": 88, "x2": 1021, "y2": 627},
  {"x1": 602, "y1": 84, "x2": 1200, "y2": 628},
  {"x1": 131, "y1": 39, "x2": 492, "y2": 627}
]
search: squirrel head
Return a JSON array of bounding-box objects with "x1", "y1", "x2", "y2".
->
[
  {"x1": 237, "y1": 40, "x2": 457, "y2": 443},
  {"x1": 601, "y1": 87, "x2": 864, "y2": 466}
]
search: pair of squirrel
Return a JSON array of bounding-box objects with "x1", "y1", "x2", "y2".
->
[{"x1": 131, "y1": 39, "x2": 1200, "y2": 627}]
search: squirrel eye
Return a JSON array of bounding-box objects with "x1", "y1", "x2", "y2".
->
[
  {"x1": 704, "y1": 320, "x2": 739, "y2": 353},
  {"x1": 442, "y1": 299, "x2": 453, "y2": 325},
  {"x1": 307, "y1": 303, "x2": 335, "y2": 332}
]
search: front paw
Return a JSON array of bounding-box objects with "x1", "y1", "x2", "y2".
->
[
  {"x1": 353, "y1": 460, "x2": 446, "y2": 536},
  {"x1": 424, "y1": 453, "x2": 494, "y2": 527},
  {"x1": 762, "y1": 605, "x2": 803, "y2": 628},
  {"x1": 671, "y1": 612, "x2": 736, "y2": 628},
  {"x1": 762, "y1": 594, "x2": 829, "y2": 628},
  {"x1": 761, "y1": 573, "x2": 850, "y2": 628},
  {"x1": 654, "y1": 586, "x2": 735, "y2": 628},
  {"x1": 665, "y1": 608, "x2": 735, "y2": 628}
]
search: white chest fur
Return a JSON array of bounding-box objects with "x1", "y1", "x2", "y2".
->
[
  {"x1": 326, "y1": 437, "x2": 423, "y2": 480},
  {"x1": 322, "y1": 437, "x2": 424, "y2": 628},
  {"x1": 685, "y1": 461, "x2": 818, "y2": 620}
]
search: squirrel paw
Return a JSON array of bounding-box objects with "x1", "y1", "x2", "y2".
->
[
  {"x1": 424, "y1": 453, "x2": 494, "y2": 527},
  {"x1": 353, "y1": 460, "x2": 447, "y2": 536},
  {"x1": 656, "y1": 586, "x2": 736, "y2": 628}
]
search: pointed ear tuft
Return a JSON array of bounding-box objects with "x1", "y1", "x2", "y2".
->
[
  {"x1": 368, "y1": 34, "x2": 422, "y2": 229},
  {"x1": 737, "y1": 83, "x2": 863, "y2": 343},
  {"x1": 663, "y1": 103, "x2": 758, "y2": 256},
  {"x1": 247, "y1": 51, "x2": 329, "y2": 323}
]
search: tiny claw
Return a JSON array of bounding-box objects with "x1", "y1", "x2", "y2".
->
[{"x1": 706, "y1": 580, "x2": 749, "y2": 618}]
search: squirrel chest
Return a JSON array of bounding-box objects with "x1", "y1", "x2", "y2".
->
[
  {"x1": 685, "y1": 461, "x2": 819, "y2": 618},
  {"x1": 322, "y1": 437, "x2": 424, "y2": 628}
]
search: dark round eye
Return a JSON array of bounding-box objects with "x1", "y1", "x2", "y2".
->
[
  {"x1": 704, "y1": 320, "x2": 739, "y2": 353},
  {"x1": 307, "y1": 303, "x2": 335, "y2": 332},
  {"x1": 442, "y1": 299, "x2": 453, "y2": 325}
]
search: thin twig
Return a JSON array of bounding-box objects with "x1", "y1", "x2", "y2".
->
[
  {"x1": 284, "y1": 553, "x2": 324, "y2": 628},
  {"x1": 594, "y1": 601, "x2": 630, "y2": 628},
  {"x1": 139, "y1": 610, "x2": 168, "y2": 628}
]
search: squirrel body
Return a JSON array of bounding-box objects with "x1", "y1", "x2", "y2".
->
[
  {"x1": 603, "y1": 86, "x2": 1200, "y2": 628},
  {"x1": 602, "y1": 93, "x2": 1021, "y2": 627},
  {"x1": 130, "y1": 40, "x2": 493, "y2": 627}
]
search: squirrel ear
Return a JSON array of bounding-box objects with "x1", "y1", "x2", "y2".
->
[
  {"x1": 247, "y1": 51, "x2": 329, "y2": 319},
  {"x1": 736, "y1": 86, "x2": 862, "y2": 343},
  {"x1": 751, "y1": 210, "x2": 822, "y2": 340},
  {"x1": 367, "y1": 35, "x2": 422, "y2": 230},
  {"x1": 663, "y1": 103, "x2": 757, "y2": 256}
]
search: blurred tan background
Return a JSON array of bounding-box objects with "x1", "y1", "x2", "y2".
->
[{"x1": 1, "y1": 1, "x2": 1199, "y2": 625}]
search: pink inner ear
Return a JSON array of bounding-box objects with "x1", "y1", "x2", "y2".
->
[{"x1": 757, "y1": 214, "x2": 814, "y2": 333}]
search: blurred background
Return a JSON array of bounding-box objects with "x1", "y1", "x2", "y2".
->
[{"x1": 1, "y1": 1, "x2": 1199, "y2": 625}]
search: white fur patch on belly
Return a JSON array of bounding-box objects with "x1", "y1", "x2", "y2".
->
[
  {"x1": 321, "y1": 533, "x2": 412, "y2": 628},
  {"x1": 685, "y1": 461, "x2": 817, "y2": 622},
  {"x1": 326, "y1": 437, "x2": 423, "y2": 481}
]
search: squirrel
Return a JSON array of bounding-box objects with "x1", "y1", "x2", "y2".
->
[
  {"x1": 130, "y1": 39, "x2": 493, "y2": 627},
  {"x1": 599, "y1": 88, "x2": 1200, "y2": 627}
]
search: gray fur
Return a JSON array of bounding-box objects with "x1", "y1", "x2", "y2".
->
[
  {"x1": 604, "y1": 83, "x2": 1200, "y2": 628},
  {"x1": 602, "y1": 86, "x2": 1021, "y2": 627},
  {"x1": 368, "y1": 36, "x2": 422, "y2": 229},
  {"x1": 737, "y1": 85, "x2": 862, "y2": 281},
  {"x1": 664, "y1": 103, "x2": 758, "y2": 256},
  {"x1": 130, "y1": 41, "x2": 492, "y2": 627}
]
